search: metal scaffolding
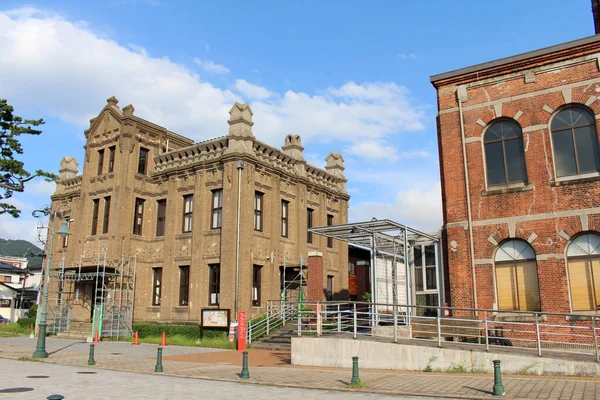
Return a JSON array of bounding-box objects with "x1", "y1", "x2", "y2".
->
[
  {"x1": 280, "y1": 256, "x2": 307, "y2": 303},
  {"x1": 46, "y1": 253, "x2": 136, "y2": 340}
]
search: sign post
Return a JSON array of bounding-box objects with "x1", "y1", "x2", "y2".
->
[{"x1": 237, "y1": 312, "x2": 247, "y2": 351}]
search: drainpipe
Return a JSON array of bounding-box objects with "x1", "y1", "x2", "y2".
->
[
  {"x1": 235, "y1": 160, "x2": 244, "y2": 317},
  {"x1": 457, "y1": 86, "x2": 479, "y2": 313}
]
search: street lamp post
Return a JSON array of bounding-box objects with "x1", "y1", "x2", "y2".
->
[{"x1": 33, "y1": 204, "x2": 71, "y2": 359}]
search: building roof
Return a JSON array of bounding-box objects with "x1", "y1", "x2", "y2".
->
[
  {"x1": 430, "y1": 34, "x2": 600, "y2": 83},
  {"x1": 309, "y1": 219, "x2": 438, "y2": 255},
  {"x1": 0, "y1": 262, "x2": 22, "y2": 273}
]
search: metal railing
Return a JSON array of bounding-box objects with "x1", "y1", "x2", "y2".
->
[
  {"x1": 266, "y1": 300, "x2": 600, "y2": 362},
  {"x1": 247, "y1": 301, "x2": 296, "y2": 344}
]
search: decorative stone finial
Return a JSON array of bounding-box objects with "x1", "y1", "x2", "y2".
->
[
  {"x1": 59, "y1": 156, "x2": 79, "y2": 180},
  {"x1": 282, "y1": 134, "x2": 304, "y2": 160},
  {"x1": 123, "y1": 104, "x2": 135, "y2": 117},
  {"x1": 325, "y1": 152, "x2": 345, "y2": 176},
  {"x1": 107, "y1": 96, "x2": 119, "y2": 107},
  {"x1": 228, "y1": 102, "x2": 254, "y2": 137}
]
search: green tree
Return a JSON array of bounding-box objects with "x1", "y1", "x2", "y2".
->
[{"x1": 0, "y1": 99, "x2": 56, "y2": 217}]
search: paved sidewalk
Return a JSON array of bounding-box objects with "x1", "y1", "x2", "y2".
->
[{"x1": 1, "y1": 337, "x2": 599, "y2": 399}]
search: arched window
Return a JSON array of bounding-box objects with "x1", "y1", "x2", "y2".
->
[
  {"x1": 484, "y1": 119, "x2": 527, "y2": 187},
  {"x1": 494, "y1": 240, "x2": 540, "y2": 311},
  {"x1": 551, "y1": 106, "x2": 600, "y2": 178},
  {"x1": 567, "y1": 233, "x2": 600, "y2": 311}
]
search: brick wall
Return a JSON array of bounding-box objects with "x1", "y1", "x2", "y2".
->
[{"x1": 433, "y1": 38, "x2": 600, "y2": 314}]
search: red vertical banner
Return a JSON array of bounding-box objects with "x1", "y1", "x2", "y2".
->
[{"x1": 237, "y1": 312, "x2": 247, "y2": 351}]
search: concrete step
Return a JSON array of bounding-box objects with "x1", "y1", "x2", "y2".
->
[{"x1": 250, "y1": 342, "x2": 291, "y2": 351}]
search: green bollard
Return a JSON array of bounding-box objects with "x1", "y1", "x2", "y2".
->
[
  {"x1": 351, "y1": 356, "x2": 360, "y2": 385},
  {"x1": 240, "y1": 351, "x2": 250, "y2": 379},
  {"x1": 155, "y1": 347, "x2": 163, "y2": 373},
  {"x1": 492, "y1": 360, "x2": 505, "y2": 396},
  {"x1": 47, "y1": 395, "x2": 65, "y2": 400},
  {"x1": 87, "y1": 344, "x2": 96, "y2": 366}
]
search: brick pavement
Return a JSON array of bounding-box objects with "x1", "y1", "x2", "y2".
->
[{"x1": 0, "y1": 339, "x2": 599, "y2": 399}]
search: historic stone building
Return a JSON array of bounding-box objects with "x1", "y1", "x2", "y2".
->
[
  {"x1": 431, "y1": 34, "x2": 600, "y2": 315},
  {"x1": 47, "y1": 97, "x2": 349, "y2": 330}
]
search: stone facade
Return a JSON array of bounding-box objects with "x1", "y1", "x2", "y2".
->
[
  {"x1": 48, "y1": 97, "x2": 349, "y2": 324},
  {"x1": 431, "y1": 35, "x2": 600, "y2": 314}
]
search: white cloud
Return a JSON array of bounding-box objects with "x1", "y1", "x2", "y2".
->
[
  {"x1": 350, "y1": 185, "x2": 442, "y2": 232},
  {"x1": 347, "y1": 140, "x2": 398, "y2": 162},
  {"x1": 234, "y1": 79, "x2": 274, "y2": 100},
  {"x1": 398, "y1": 53, "x2": 418, "y2": 60},
  {"x1": 26, "y1": 180, "x2": 57, "y2": 197},
  {"x1": 0, "y1": 8, "x2": 426, "y2": 149},
  {"x1": 401, "y1": 150, "x2": 432, "y2": 159},
  {"x1": 0, "y1": 214, "x2": 42, "y2": 246},
  {"x1": 193, "y1": 58, "x2": 230, "y2": 74}
]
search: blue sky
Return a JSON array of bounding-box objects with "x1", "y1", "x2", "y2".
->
[{"x1": 0, "y1": 0, "x2": 595, "y2": 244}]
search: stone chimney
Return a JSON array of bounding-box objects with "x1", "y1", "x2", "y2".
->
[
  {"x1": 593, "y1": 0, "x2": 600, "y2": 34},
  {"x1": 282, "y1": 134, "x2": 304, "y2": 160},
  {"x1": 325, "y1": 152, "x2": 345, "y2": 177},
  {"x1": 228, "y1": 102, "x2": 254, "y2": 137},
  {"x1": 59, "y1": 156, "x2": 79, "y2": 180}
]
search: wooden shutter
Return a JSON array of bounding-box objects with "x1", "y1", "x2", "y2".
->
[
  {"x1": 516, "y1": 261, "x2": 540, "y2": 311},
  {"x1": 496, "y1": 264, "x2": 517, "y2": 310},
  {"x1": 496, "y1": 261, "x2": 540, "y2": 311},
  {"x1": 569, "y1": 259, "x2": 597, "y2": 311}
]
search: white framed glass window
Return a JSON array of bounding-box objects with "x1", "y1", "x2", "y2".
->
[
  {"x1": 494, "y1": 240, "x2": 540, "y2": 311},
  {"x1": 567, "y1": 233, "x2": 600, "y2": 311}
]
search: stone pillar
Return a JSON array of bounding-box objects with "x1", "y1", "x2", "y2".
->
[{"x1": 307, "y1": 251, "x2": 324, "y2": 302}]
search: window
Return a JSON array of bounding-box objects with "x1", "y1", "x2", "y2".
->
[
  {"x1": 2, "y1": 276, "x2": 11, "y2": 283},
  {"x1": 551, "y1": 106, "x2": 600, "y2": 178},
  {"x1": 108, "y1": 146, "x2": 116, "y2": 173},
  {"x1": 307, "y1": 208, "x2": 314, "y2": 243},
  {"x1": 348, "y1": 261, "x2": 355, "y2": 275},
  {"x1": 62, "y1": 221, "x2": 70, "y2": 248},
  {"x1": 281, "y1": 200, "x2": 289, "y2": 237},
  {"x1": 182, "y1": 194, "x2": 193, "y2": 233},
  {"x1": 179, "y1": 265, "x2": 190, "y2": 306},
  {"x1": 252, "y1": 265, "x2": 262, "y2": 307},
  {"x1": 133, "y1": 198, "x2": 145, "y2": 235},
  {"x1": 327, "y1": 275, "x2": 334, "y2": 301},
  {"x1": 156, "y1": 199, "x2": 167, "y2": 237},
  {"x1": 91, "y1": 199, "x2": 99, "y2": 236},
  {"x1": 484, "y1": 119, "x2": 527, "y2": 187},
  {"x1": 327, "y1": 214, "x2": 334, "y2": 248},
  {"x1": 414, "y1": 244, "x2": 440, "y2": 316},
  {"x1": 494, "y1": 240, "x2": 540, "y2": 311},
  {"x1": 152, "y1": 267, "x2": 162, "y2": 306},
  {"x1": 211, "y1": 189, "x2": 222, "y2": 229},
  {"x1": 102, "y1": 196, "x2": 111, "y2": 234},
  {"x1": 208, "y1": 264, "x2": 220, "y2": 305},
  {"x1": 254, "y1": 192, "x2": 263, "y2": 231},
  {"x1": 0, "y1": 299, "x2": 10, "y2": 307},
  {"x1": 138, "y1": 147, "x2": 149, "y2": 174},
  {"x1": 97, "y1": 149, "x2": 104, "y2": 175},
  {"x1": 567, "y1": 233, "x2": 600, "y2": 311}
]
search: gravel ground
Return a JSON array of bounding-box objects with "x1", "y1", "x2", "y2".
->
[{"x1": 0, "y1": 336, "x2": 226, "y2": 359}]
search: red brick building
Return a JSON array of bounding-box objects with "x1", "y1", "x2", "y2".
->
[{"x1": 431, "y1": 34, "x2": 600, "y2": 315}]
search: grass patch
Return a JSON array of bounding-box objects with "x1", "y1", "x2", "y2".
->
[
  {"x1": 347, "y1": 380, "x2": 367, "y2": 389},
  {"x1": 423, "y1": 355, "x2": 437, "y2": 372},
  {"x1": 0, "y1": 322, "x2": 30, "y2": 335},
  {"x1": 123, "y1": 334, "x2": 236, "y2": 349},
  {"x1": 18, "y1": 356, "x2": 42, "y2": 362},
  {"x1": 443, "y1": 362, "x2": 468, "y2": 373},
  {"x1": 0, "y1": 332, "x2": 19, "y2": 338}
]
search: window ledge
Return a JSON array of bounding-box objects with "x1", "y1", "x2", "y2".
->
[
  {"x1": 565, "y1": 312, "x2": 600, "y2": 321},
  {"x1": 172, "y1": 306, "x2": 189, "y2": 310},
  {"x1": 482, "y1": 184, "x2": 533, "y2": 196},
  {"x1": 146, "y1": 306, "x2": 161, "y2": 311},
  {"x1": 550, "y1": 172, "x2": 600, "y2": 187},
  {"x1": 175, "y1": 233, "x2": 193, "y2": 239},
  {"x1": 490, "y1": 313, "x2": 546, "y2": 323}
]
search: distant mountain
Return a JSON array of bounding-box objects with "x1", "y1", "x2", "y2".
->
[{"x1": 0, "y1": 238, "x2": 44, "y2": 268}]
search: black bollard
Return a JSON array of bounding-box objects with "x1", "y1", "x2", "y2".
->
[
  {"x1": 240, "y1": 351, "x2": 250, "y2": 379},
  {"x1": 87, "y1": 344, "x2": 96, "y2": 365},
  {"x1": 492, "y1": 360, "x2": 505, "y2": 396},
  {"x1": 155, "y1": 347, "x2": 163, "y2": 373},
  {"x1": 351, "y1": 356, "x2": 360, "y2": 385}
]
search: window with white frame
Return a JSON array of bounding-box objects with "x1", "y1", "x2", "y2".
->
[{"x1": 494, "y1": 240, "x2": 540, "y2": 311}]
